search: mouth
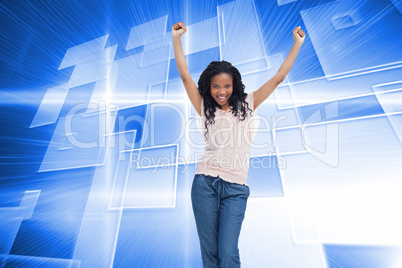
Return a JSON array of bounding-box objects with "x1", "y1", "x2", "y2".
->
[{"x1": 217, "y1": 95, "x2": 228, "y2": 102}]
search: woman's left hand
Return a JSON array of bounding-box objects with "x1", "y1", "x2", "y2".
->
[{"x1": 293, "y1": 26, "x2": 305, "y2": 45}]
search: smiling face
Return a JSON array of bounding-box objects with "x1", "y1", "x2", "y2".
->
[{"x1": 210, "y1": 72, "x2": 233, "y2": 111}]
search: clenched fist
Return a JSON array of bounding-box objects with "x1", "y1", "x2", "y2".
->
[
  {"x1": 293, "y1": 26, "x2": 305, "y2": 44},
  {"x1": 172, "y1": 22, "x2": 187, "y2": 38}
]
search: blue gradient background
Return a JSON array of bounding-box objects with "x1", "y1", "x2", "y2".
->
[{"x1": 1, "y1": 0, "x2": 402, "y2": 267}]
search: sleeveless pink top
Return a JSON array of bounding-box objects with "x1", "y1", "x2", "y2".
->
[{"x1": 195, "y1": 92, "x2": 257, "y2": 186}]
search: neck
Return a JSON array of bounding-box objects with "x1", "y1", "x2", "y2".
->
[{"x1": 220, "y1": 104, "x2": 230, "y2": 111}]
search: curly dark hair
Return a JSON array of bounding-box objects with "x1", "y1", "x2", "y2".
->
[{"x1": 198, "y1": 60, "x2": 253, "y2": 141}]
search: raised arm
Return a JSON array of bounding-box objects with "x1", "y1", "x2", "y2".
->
[
  {"x1": 172, "y1": 22, "x2": 202, "y2": 116},
  {"x1": 253, "y1": 26, "x2": 305, "y2": 110}
]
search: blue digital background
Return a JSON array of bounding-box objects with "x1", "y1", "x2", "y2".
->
[{"x1": 1, "y1": 0, "x2": 402, "y2": 267}]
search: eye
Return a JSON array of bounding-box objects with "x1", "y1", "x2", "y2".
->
[
  {"x1": 213, "y1": 85, "x2": 218, "y2": 88},
  {"x1": 226, "y1": 85, "x2": 231, "y2": 88}
]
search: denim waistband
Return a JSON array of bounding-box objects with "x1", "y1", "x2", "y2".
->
[{"x1": 196, "y1": 173, "x2": 248, "y2": 188}]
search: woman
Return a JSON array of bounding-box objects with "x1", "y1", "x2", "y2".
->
[{"x1": 172, "y1": 21, "x2": 305, "y2": 268}]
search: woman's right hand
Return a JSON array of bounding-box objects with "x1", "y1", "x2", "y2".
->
[{"x1": 172, "y1": 22, "x2": 187, "y2": 38}]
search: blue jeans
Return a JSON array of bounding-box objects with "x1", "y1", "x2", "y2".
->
[{"x1": 191, "y1": 174, "x2": 250, "y2": 268}]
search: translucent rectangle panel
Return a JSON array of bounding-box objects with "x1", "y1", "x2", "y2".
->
[
  {"x1": 59, "y1": 35, "x2": 108, "y2": 70},
  {"x1": 135, "y1": 145, "x2": 178, "y2": 169},
  {"x1": 143, "y1": 102, "x2": 186, "y2": 147},
  {"x1": 372, "y1": 81, "x2": 402, "y2": 93},
  {"x1": 0, "y1": 217, "x2": 22, "y2": 254},
  {"x1": 375, "y1": 89, "x2": 402, "y2": 114},
  {"x1": 4, "y1": 255, "x2": 81, "y2": 268},
  {"x1": 217, "y1": 0, "x2": 266, "y2": 65},
  {"x1": 166, "y1": 78, "x2": 186, "y2": 102},
  {"x1": 290, "y1": 67, "x2": 402, "y2": 107},
  {"x1": 241, "y1": 55, "x2": 283, "y2": 93},
  {"x1": 110, "y1": 149, "x2": 137, "y2": 209},
  {"x1": 248, "y1": 111, "x2": 277, "y2": 156},
  {"x1": 113, "y1": 104, "x2": 147, "y2": 149},
  {"x1": 387, "y1": 112, "x2": 402, "y2": 144},
  {"x1": 30, "y1": 83, "x2": 70, "y2": 128},
  {"x1": 68, "y1": 45, "x2": 117, "y2": 88},
  {"x1": 297, "y1": 96, "x2": 383, "y2": 124},
  {"x1": 59, "y1": 82, "x2": 96, "y2": 119},
  {"x1": 123, "y1": 164, "x2": 177, "y2": 208},
  {"x1": 330, "y1": 12, "x2": 362, "y2": 31},
  {"x1": 126, "y1": 16, "x2": 167, "y2": 50},
  {"x1": 247, "y1": 156, "x2": 284, "y2": 197},
  {"x1": 149, "y1": 82, "x2": 166, "y2": 101},
  {"x1": 111, "y1": 53, "x2": 169, "y2": 109},
  {"x1": 274, "y1": 126, "x2": 307, "y2": 154},
  {"x1": 255, "y1": 96, "x2": 300, "y2": 129},
  {"x1": 275, "y1": 85, "x2": 294, "y2": 110},
  {"x1": 323, "y1": 244, "x2": 402, "y2": 268},
  {"x1": 389, "y1": 0, "x2": 402, "y2": 13},
  {"x1": 300, "y1": 0, "x2": 402, "y2": 76},
  {"x1": 141, "y1": 42, "x2": 171, "y2": 67},
  {"x1": 19, "y1": 190, "x2": 40, "y2": 219},
  {"x1": 39, "y1": 108, "x2": 117, "y2": 172},
  {"x1": 276, "y1": 0, "x2": 298, "y2": 6},
  {"x1": 168, "y1": 17, "x2": 220, "y2": 59},
  {"x1": 235, "y1": 58, "x2": 269, "y2": 75}
]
